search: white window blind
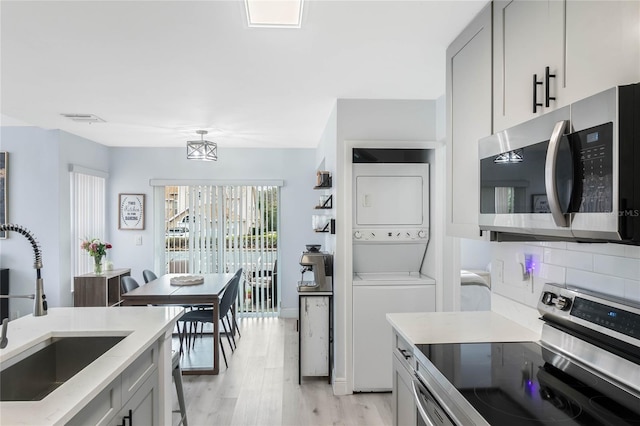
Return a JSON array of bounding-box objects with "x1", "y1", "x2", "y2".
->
[
  {"x1": 70, "y1": 166, "x2": 107, "y2": 285},
  {"x1": 161, "y1": 184, "x2": 280, "y2": 315}
]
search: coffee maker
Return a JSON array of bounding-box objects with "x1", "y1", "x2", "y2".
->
[{"x1": 298, "y1": 245, "x2": 333, "y2": 292}]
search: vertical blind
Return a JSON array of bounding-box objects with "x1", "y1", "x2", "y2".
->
[
  {"x1": 70, "y1": 166, "x2": 107, "y2": 287},
  {"x1": 162, "y1": 183, "x2": 279, "y2": 316}
]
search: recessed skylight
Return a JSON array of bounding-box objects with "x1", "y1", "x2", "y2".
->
[{"x1": 245, "y1": 0, "x2": 303, "y2": 28}]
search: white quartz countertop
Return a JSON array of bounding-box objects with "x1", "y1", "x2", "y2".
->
[
  {"x1": 0, "y1": 306, "x2": 183, "y2": 425},
  {"x1": 386, "y1": 311, "x2": 541, "y2": 346}
]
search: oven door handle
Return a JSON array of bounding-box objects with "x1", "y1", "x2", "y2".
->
[{"x1": 411, "y1": 375, "x2": 437, "y2": 426}]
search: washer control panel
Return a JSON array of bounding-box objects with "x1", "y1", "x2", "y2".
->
[{"x1": 353, "y1": 228, "x2": 429, "y2": 242}]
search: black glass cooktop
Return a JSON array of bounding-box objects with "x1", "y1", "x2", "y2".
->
[{"x1": 415, "y1": 342, "x2": 640, "y2": 425}]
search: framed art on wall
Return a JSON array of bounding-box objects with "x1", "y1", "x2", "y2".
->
[
  {"x1": 118, "y1": 193, "x2": 145, "y2": 230},
  {"x1": 0, "y1": 152, "x2": 7, "y2": 239}
]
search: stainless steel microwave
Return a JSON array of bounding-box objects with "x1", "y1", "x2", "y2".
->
[{"x1": 479, "y1": 83, "x2": 639, "y2": 244}]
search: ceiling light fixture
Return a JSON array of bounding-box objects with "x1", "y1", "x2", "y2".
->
[
  {"x1": 245, "y1": 0, "x2": 303, "y2": 28},
  {"x1": 187, "y1": 130, "x2": 217, "y2": 161}
]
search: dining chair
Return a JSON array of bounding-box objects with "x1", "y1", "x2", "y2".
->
[
  {"x1": 121, "y1": 276, "x2": 140, "y2": 294},
  {"x1": 142, "y1": 269, "x2": 158, "y2": 283},
  {"x1": 177, "y1": 268, "x2": 243, "y2": 368},
  {"x1": 249, "y1": 260, "x2": 277, "y2": 312}
]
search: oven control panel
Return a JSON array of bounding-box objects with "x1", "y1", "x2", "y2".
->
[
  {"x1": 353, "y1": 228, "x2": 429, "y2": 242},
  {"x1": 539, "y1": 283, "x2": 640, "y2": 342}
]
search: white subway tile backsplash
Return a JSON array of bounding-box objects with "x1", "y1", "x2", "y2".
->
[
  {"x1": 537, "y1": 263, "x2": 566, "y2": 284},
  {"x1": 625, "y1": 245, "x2": 640, "y2": 259},
  {"x1": 543, "y1": 247, "x2": 593, "y2": 271},
  {"x1": 625, "y1": 281, "x2": 640, "y2": 304},
  {"x1": 566, "y1": 242, "x2": 628, "y2": 257},
  {"x1": 593, "y1": 254, "x2": 640, "y2": 281},
  {"x1": 566, "y1": 269, "x2": 626, "y2": 298},
  {"x1": 491, "y1": 241, "x2": 639, "y2": 310},
  {"x1": 533, "y1": 241, "x2": 568, "y2": 249}
]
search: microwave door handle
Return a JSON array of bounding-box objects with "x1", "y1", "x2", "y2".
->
[
  {"x1": 545, "y1": 120, "x2": 569, "y2": 227},
  {"x1": 411, "y1": 376, "x2": 437, "y2": 426}
]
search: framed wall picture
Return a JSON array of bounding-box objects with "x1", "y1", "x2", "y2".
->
[
  {"x1": 118, "y1": 193, "x2": 145, "y2": 230},
  {"x1": 0, "y1": 152, "x2": 6, "y2": 239},
  {"x1": 533, "y1": 194, "x2": 550, "y2": 213}
]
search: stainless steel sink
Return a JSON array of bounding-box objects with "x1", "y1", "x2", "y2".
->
[{"x1": 0, "y1": 336, "x2": 125, "y2": 401}]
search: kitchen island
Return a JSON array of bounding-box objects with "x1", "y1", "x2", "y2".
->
[{"x1": 0, "y1": 306, "x2": 183, "y2": 425}]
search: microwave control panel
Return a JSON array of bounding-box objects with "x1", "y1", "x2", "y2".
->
[{"x1": 572, "y1": 122, "x2": 613, "y2": 213}]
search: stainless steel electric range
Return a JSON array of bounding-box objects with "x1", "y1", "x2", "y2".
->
[{"x1": 412, "y1": 283, "x2": 640, "y2": 425}]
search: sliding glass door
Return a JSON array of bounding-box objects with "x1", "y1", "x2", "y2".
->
[{"x1": 159, "y1": 184, "x2": 279, "y2": 316}]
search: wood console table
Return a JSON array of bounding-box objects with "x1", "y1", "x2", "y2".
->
[{"x1": 73, "y1": 268, "x2": 131, "y2": 307}]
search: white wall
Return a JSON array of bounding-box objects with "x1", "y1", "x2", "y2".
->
[
  {"x1": 108, "y1": 147, "x2": 318, "y2": 315},
  {"x1": 330, "y1": 99, "x2": 438, "y2": 394},
  {"x1": 460, "y1": 238, "x2": 492, "y2": 271},
  {"x1": 0, "y1": 127, "x2": 109, "y2": 316},
  {"x1": 315, "y1": 102, "x2": 338, "y2": 255}
]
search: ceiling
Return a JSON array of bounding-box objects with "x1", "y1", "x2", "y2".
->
[{"x1": 1, "y1": 0, "x2": 487, "y2": 149}]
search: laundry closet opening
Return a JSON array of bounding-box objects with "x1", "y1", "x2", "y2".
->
[{"x1": 351, "y1": 147, "x2": 436, "y2": 392}]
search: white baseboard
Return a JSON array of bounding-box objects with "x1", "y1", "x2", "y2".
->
[{"x1": 332, "y1": 377, "x2": 350, "y2": 395}]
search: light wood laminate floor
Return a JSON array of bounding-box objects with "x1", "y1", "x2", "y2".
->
[{"x1": 173, "y1": 317, "x2": 392, "y2": 426}]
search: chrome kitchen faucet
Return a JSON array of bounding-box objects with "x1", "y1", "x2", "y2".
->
[{"x1": 0, "y1": 223, "x2": 48, "y2": 318}]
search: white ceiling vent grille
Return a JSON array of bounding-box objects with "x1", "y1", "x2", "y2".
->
[{"x1": 61, "y1": 113, "x2": 105, "y2": 123}]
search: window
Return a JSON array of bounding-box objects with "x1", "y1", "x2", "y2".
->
[{"x1": 70, "y1": 166, "x2": 107, "y2": 286}]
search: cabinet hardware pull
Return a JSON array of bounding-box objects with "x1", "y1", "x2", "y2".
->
[
  {"x1": 533, "y1": 74, "x2": 543, "y2": 113},
  {"x1": 121, "y1": 409, "x2": 133, "y2": 426},
  {"x1": 399, "y1": 349, "x2": 411, "y2": 360},
  {"x1": 545, "y1": 66, "x2": 556, "y2": 107}
]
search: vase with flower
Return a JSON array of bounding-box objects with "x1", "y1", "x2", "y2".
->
[{"x1": 81, "y1": 238, "x2": 113, "y2": 275}]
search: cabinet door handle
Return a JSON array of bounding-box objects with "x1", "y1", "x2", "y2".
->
[
  {"x1": 120, "y1": 409, "x2": 133, "y2": 426},
  {"x1": 399, "y1": 349, "x2": 411, "y2": 360},
  {"x1": 533, "y1": 74, "x2": 543, "y2": 113},
  {"x1": 545, "y1": 66, "x2": 556, "y2": 107}
]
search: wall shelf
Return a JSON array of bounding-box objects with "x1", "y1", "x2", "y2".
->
[
  {"x1": 314, "y1": 219, "x2": 336, "y2": 234},
  {"x1": 313, "y1": 172, "x2": 334, "y2": 234},
  {"x1": 315, "y1": 194, "x2": 333, "y2": 209}
]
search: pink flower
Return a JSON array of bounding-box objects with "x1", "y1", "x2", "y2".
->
[{"x1": 81, "y1": 238, "x2": 113, "y2": 258}]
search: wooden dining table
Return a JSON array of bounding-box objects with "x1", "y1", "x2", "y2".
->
[{"x1": 121, "y1": 272, "x2": 234, "y2": 375}]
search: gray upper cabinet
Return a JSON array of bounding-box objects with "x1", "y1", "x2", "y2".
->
[
  {"x1": 493, "y1": 0, "x2": 565, "y2": 131},
  {"x1": 563, "y1": 1, "x2": 640, "y2": 103},
  {"x1": 494, "y1": 0, "x2": 640, "y2": 132},
  {"x1": 446, "y1": 2, "x2": 492, "y2": 239}
]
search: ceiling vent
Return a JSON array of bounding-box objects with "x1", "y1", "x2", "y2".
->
[{"x1": 61, "y1": 113, "x2": 105, "y2": 123}]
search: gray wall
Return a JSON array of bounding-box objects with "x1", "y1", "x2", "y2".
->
[
  {"x1": 0, "y1": 126, "x2": 318, "y2": 316},
  {"x1": 108, "y1": 146, "x2": 318, "y2": 315},
  {"x1": 0, "y1": 126, "x2": 109, "y2": 316}
]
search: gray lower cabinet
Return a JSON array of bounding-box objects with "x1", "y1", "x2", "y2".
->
[
  {"x1": 67, "y1": 341, "x2": 159, "y2": 425},
  {"x1": 392, "y1": 332, "x2": 416, "y2": 426},
  {"x1": 110, "y1": 373, "x2": 158, "y2": 426}
]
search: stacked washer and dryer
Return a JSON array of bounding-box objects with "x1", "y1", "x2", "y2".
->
[{"x1": 351, "y1": 149, "x2": 435, "y2": 392}]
